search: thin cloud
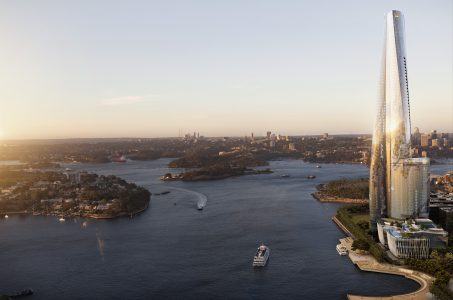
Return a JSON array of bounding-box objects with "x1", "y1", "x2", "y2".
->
[{"x1": 99, "y1": 94, "x2": 157, "y2": 106}]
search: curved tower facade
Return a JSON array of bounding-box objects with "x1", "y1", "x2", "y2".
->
[{"x1": 369, "y1": 11, "x2": 430, "y2": 229}]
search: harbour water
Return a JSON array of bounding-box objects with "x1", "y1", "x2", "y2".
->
[{"x1": 1, "y1": 159, "x2": 451, "y2": 299}]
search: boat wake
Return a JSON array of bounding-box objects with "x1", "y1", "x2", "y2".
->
[{"x1": 167, "y1": 187, "x2": 208, "y2": 209}]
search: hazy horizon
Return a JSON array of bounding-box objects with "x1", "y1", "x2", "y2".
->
[{"x1": 1, "y1": 0, "x2": 452, "y2": 139}]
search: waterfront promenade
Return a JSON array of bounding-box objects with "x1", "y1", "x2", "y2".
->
[{"x1": 337, "y1": 237, "x2": 434, "y2": 300}]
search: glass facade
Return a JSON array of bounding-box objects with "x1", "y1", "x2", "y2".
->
[
  {"x1": 390, "y1": 158, "x2": 430, "y2": 218},
  {"x1": 369, "y1": 11, "x2": 430, "y2": 228}
]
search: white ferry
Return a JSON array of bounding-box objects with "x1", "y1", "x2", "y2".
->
[
  {"x1": 253, "y1": 244, "x2": 270, "y2": 267},
  {"x1": 336, "y1": 244, "x2": 348, "y2": 256}
]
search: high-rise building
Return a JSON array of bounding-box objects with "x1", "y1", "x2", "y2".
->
[
  {"x1": 369, "y1": 11, "x2": 430, "y2": 230},
  {"x1": 431, "y1": 138, "x2": 442, "y2": 148},
  {"x1": 420, "y1": 134, "x2": 430, "y2": 147},
  {"x1": 412, "y1": 127, "x2": 421, "y2": 145}
]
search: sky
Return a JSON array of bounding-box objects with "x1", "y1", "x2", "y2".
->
[{"x1": 0, "y1": 0, "x2": 451, "y2": 139}]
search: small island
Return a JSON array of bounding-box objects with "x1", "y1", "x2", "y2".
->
[
  {"x1": 0, "y1": 165, "x2": 150, "y2": 219},
  {"x1": 312, "y1": 178, "x2": 369, "y2": 204}
]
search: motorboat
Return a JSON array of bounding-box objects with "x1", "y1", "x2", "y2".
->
[
  {"x1": 253, "y1": 244, "x2": 270, "y2": 267},
  {"x1": 336, "y1": 244, "x2": 348, "y2": 256}
]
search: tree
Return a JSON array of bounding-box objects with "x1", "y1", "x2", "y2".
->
[
  {"x1": 352, "y1": 238, "x2": 370, "y2": 251},
  {"x1": 430, "y1": 270, "x2": 453, "y2": 300},
  {"x1": 357, "y1": 220, "x2": 369, "y2": 230}
]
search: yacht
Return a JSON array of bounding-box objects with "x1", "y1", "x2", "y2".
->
[
  {"x1": 253, "y1": 244, "x2": 270, "y2": 267},
  {"x1": 336, "y1": 244, "x2": 348, "y2": 256},
  {"x1": 4, "y1": 214, "x2": 9, "y2": 219},
  {"x1": 59, "y1": 217, "x2": 66, "y2": 222}
]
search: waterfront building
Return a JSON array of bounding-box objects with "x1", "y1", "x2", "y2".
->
[
  {"x1": 390, "y1": 158, "x2": 430, "y2": 218},
  {"x1": 386, "y1": 230, "x2": 429, "y2": 259},
  {"x1": 377, "y1": 219, "x2": 447, "y2": 259},
  {"x1": 369, "y1": 11, "x2": 430, "y2": 229}
]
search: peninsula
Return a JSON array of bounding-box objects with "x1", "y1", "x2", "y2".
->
[
  {"x1": 0, "y1": 165, "x2": 150, "y2": 219},
  {"x1": 312, "y1": 178, "x2": 369, "y2": 204}
]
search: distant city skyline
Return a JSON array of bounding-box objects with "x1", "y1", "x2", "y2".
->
[{"x1": 0, "y1": 0, "x2": 452, "y2": 139}]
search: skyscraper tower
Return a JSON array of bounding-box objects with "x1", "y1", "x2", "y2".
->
[{"x1": 369, "y1": 11, "x2": 430, "y2": 230}]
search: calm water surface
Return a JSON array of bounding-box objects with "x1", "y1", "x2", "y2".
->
[{"x1": 2, "y1": 159, "x2": 451, "y2": 299}]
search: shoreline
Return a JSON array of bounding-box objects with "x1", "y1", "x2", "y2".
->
[
  {"x1": 333, "y1": 217, "x2": 434, "y2": 299},
  {"x1": 1, "y1": 202, "x2": 149, "y2": 220},
  {"x1": 312, "y1": 191, "x2": 368, "y2": 204}
]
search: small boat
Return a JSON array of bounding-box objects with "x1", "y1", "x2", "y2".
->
[
  {"x1": 316, "y1": 165, "x2": 321, "y2": 168},
  {"x1": 336, "y1": 244, "x2": 348, "y2": 256},
  {"x1": 111, "y1": 155, "x2": 127, "y2": 163},
  {"x1": 154, "y1": 191, "x2": 171, "y2": 196},
  {"x1": 281, "y1": 174, "x2": 290, "y2": 178},
  {"x1": 197, "y1": 203, "x2": 204, "y2": 210},
  {"x1": 253, "y1": 244, "x2": 270, "y2": 267},
  {"x1": 82, "y1": 221, "x2": 88, "y2": 228},
  {"x1": 307, "y1": 175, "x2": 316, "y2": 179},
  {"x1": 4, "y1": 214, "x2": 9, "y2": 219},
  {"x1": 59, "y1": 217, "x2": 66, "y2": 222}
]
